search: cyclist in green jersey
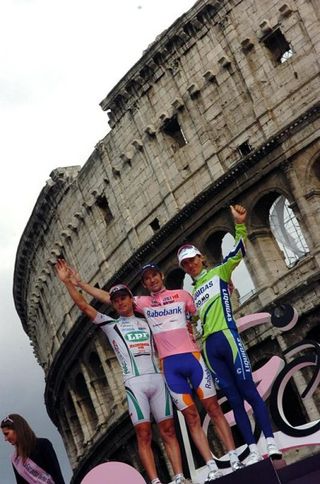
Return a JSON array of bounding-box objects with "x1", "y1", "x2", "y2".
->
[{"x1": 178, "y1": 205, "x2": 282, "y2": 466}]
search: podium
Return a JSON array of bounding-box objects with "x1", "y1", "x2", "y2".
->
[
  {"x1": 217, "y1": 459, "x2": 281, "y2": 484},
  {"x1": 213, "y1": 454, "x2": 320, "y2": 484},
  {"x1": 277, "y1": 453, "x2": 320, "y2": 484}
]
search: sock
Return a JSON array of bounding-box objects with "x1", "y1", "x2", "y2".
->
[
  {"x1": 206, "y1": 459, "x2": 218, "y2": 471},
  {"x1": 228, "y1": 450, "x2": 239, "y2": 463},
  {"x1": 249, "y1": 443, "x2": 259, "y2": 454},
  {"x1": 266, "y1": 437, "x2": 276, "y2": 446},
  {"x1": 151, "y1": 479, "x2": 161, "y2": 484}
]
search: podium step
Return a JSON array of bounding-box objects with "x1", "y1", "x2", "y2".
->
[
  {"x1": 277, "y1": 453, "x2": 320, "y2": 484},
  {"x1": 215, "y1": 459, "x2": 281, "y2": 484}
]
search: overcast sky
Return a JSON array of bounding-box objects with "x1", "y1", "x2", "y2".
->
[{"x1": 0, "y1": 1, "x2": 196, "y2": 482}]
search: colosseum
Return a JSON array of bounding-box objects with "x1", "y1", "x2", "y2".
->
[{"x1": 13, "y1": 0, "x2": 320, "y2": 482}]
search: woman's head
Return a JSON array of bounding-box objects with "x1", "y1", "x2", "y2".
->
[
  {"x1": 1, "y1": 414, "x2": 36, "y2": 458},
  {"x1": 177, "y1": 244, "x2": 205, "y2": 278}
]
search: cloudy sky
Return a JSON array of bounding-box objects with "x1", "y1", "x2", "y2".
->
[{"x1": 0, "y1": 0, "x2": 196, "y2": 481}]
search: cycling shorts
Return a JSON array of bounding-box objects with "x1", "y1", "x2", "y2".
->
[
  {"x1": 125, "y1": 373, "x2": 173, "y2": 426},
  {"x1": 162, "y1": 352, "x2": 216, "y2": 411}
]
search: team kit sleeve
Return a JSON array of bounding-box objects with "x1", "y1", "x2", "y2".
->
[
  {"x1": 218, "y1": 223, "x2": 247, "y2": 282},
  {"x1": 92, "y1": 312, "x2": 114, "y2": 326},
  {"x1": 133, "y1": 295, "x2": 145, "y2": 314},
  {"x1": 184, "y1": 290, "x2": 197, "y2": 315}
]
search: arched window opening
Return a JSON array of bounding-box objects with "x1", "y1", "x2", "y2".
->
[
  {"x1": 66, "y1": 392, "x2": 84, "y2": 443},
  {"x1": 59, "y1": 409, "x2": 77, "y2": 459},
  {"x1": 311, "y1": 158, "x2": 320, "y2": 182},
  {"x1": 75, "y1": 373, "x2": 98, "y2": 429},
  {"x1": 89, "y1": 351, "x2": 107, "y2": 380},
  {"x1": 262, "y1": 28, "x2": 293, "y2": 64},
  {"x1": 88, "y1": 351, "x2": 112, "y2": 406},
  {"x1": 222, "y1": 233, "x2": 255, "y2": 303},
  {"x1": 162, "y1": 115, "x2": 188, "y2": 152},
  {"x1": 205, "y1": 231, "x2": 225, "y2": 266},
  {"x1": 269, "y1": 196, "x2": 309, "y2": 267},
  {"x1": 165, "y1": 267, "x2": 185, "y2": 289}
]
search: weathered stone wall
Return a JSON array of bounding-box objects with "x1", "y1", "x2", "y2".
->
[{"x1": 13, "y1": 0, "x2": 320, "y2": 481}]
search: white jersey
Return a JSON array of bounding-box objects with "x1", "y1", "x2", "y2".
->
[{"x1": 93, "y1": 312, "x2": 160, "y2": 382}]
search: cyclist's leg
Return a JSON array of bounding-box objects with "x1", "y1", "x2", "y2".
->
[
  {"x1": 186, "y1": 352, "x2": 237, "y2": 454},
  {"x1": 126, "y1": 377, "x2": 160, "y2": 482},
  {"x1": 149, "y1": 374, "x2": 184, "y2": 478},
  {"x1": 203, "y1": 332, "x2": 256, "y2": 445},
  {"x1": 226, "y1": 330, "x2": 282, "y2": 459},
  {"x1": 227, "y1": 330, "x2": 274, "y2": 439},
  {"x1": 162, "y1": 354, "x2": 221, "y2": 472}
]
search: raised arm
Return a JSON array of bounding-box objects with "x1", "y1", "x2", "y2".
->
[
  {"x1": 218, "y1": 205, "x2": 247, "y2": 281},
  {"x1": 55, "y1": 259, "x2": 97, "y2": 320},
  {"x1": 230, "y1": 204, "x2": 247, "y2": 225},
  {"x1": 58, "y1": 259, "x2": 111, "y2": 305}
]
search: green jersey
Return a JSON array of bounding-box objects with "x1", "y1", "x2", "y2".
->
[{"x1": 193, "y1": 224, "x2": 247, "y2": 341}]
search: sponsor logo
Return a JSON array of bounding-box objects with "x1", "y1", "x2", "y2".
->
[
  {"x1": 236, "y1": 337, "x2": 251, "y2": 372},
  {"x1": 222, "y1": 288, "x2": 233, "y2": 322},
  {"x1": 204, "y1": 367, "x2": 212, "y2": 389},
  {"x1": 194, "y1": 281, "x2": 213, "y2": 300},
  {"x1": 146, "y1": 307, "x2": 182, "y2": 318},
  {"x1": 196, "y1": 293, "x2": 209, "y2": 308},
  {"x1": 125, "y1": 331, "x2": 149, "y2": 342}
]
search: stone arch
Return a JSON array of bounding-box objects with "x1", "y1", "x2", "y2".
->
[
  {"x1": 311, "y1": 156, "x2": 320, "y2": 182},
  {"x1": 58, "y1": 408, "x2": 77, "y2": 464},
  {"x1": 88, "y1": 351, "x2": 106, "y2": 380},
  {"x1": 87, "y1": 350, "x2": 113, "y2": 410},
  {"x1": 165, "y1": 267, "x2": 185, "y2": 289},
  {"x1": 204, "y1": 230, "x2": 225, "y2": 266},
  {"x1": 305, "y1": 151, "x2": 320, "y2": 187},
  {"x1": 248, "y1": 190, "x2": 301, "y2": 285},
  {"x1": 269, "y1": 195, "x2": 309, "y2": 267},
  {"x1": 65, "y1": 390, "x2": 84, "y2": 453},
  {"x1": 74, "y1": 372, "x2": 98, "y2": 431},
  {"x1": 250, "y1": 190, "x2": 284, "y2": 228}
]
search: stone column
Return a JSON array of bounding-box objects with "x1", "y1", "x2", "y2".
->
[
  {"x1": 280, "y1": 162, "x2": 316, "y2": 250},
  {"x1": 246, "y1": 230, "x2": 287, "y2": 304},
  {"x1": 65, "y1": 389, "x2": 85, "y2": 457}
]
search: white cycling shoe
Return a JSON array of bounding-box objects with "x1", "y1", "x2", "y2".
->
[
  {"x1": 267, "y1": 443, "x2": 283, "y2": 460},
  {"x1": 246, "y1": 450, "x2": 263, "y2": 466},
  {"x1": 204, "y1": 468, "x2": 224, "y2": 482},
  {"x1": 231, "y1": 460, "x2": 245, "y2": 471},
  {"x1": 174, "y1": 476, "x2": 187, "y2": 484}
]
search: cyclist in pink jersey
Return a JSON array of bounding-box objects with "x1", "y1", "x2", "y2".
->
[
  {"x1": 67, "y1": 261, "x2": 244, "y2": 481},
  {"x1": 56, "y1": 260, "x2": 186, "y2": 484}
]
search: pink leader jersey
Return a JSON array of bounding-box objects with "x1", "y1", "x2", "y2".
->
[{"x1": 134, "y1": 288, "x2": 199, "y2": 359}]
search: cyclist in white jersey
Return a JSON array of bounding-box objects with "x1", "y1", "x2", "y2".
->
[
  {"x1": 61, "y1": 261, "x2": 245, "y2": 481},
  {"x1": 56, "y1": 259, "x2": 186, "y2": 484}
]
